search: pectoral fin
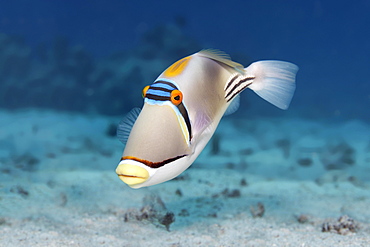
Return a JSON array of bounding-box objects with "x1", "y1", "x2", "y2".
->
[{"x1": 117, "y1": 108, "x2": 141, "y2": 145}]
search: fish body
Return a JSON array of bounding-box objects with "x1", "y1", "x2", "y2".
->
[{"x1": 116, "y1": 50, "x2": 298, "y2": 188}]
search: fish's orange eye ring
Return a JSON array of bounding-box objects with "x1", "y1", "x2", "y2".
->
[
  {"x1": 170, "y1": 89, "x2": 183, "y2": 105},
  {"x1": 142, "y1": 85, "x2": 150, "y2": 98}
]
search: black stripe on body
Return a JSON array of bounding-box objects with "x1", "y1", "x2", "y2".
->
[
  {"x1": 225, "y1": 76, "x2": 255, "y2": 102},
  {"x1": 225, "y1": 74, "x2": 240, "y2": 91},
  {"x1": 177, "y1": 102, "x2": 192, "y2": 141}
]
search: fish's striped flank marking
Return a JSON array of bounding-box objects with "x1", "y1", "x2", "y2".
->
[{"x1": 224, "y1": 74, "x2": 255, "y2": 102}]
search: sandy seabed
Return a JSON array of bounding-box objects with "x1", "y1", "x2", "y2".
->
[{"x1": 1, "y1": 109, "x2": 370, "y2": 247}]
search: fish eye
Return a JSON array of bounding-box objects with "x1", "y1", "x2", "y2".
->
[
  {"x1": 170, "y1": 89, "x2": 183, "y2": 105},
  {"x1": 142, "y1": 85, "x2": 150, "y2": 98}
]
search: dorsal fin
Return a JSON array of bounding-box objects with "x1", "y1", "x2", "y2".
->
[
  {"x1": 198, "y1": 49, "x2": 245, "y2": 74},
  {"x1": 117, "y1": 108, "x2": 141, "y2": 145}
]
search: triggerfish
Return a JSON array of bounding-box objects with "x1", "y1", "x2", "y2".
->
[{"x1": 116, "y1": 49, "x2": 298, "y2": 188}]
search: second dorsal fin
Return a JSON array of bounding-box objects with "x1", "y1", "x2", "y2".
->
[{"x1": 198, "y1": 49, "x2": 245, "y2": 74}]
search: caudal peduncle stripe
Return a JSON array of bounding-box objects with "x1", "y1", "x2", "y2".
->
[
  {"x1": 225, "y1": 74, "x2": 240, "y2": 91},
  {"x1": 225, "y1": 76, "x2": 255, "y2": 102}
]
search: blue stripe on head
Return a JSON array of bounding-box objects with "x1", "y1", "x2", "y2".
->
[
  {"x1": 154, "y1": 78, "x2": 180, "y2": 89},
  {"x1": 152, "y1": 82, "x2": 176, "y2": 91},
  {"x1": 144, "y1": 79, "x2": 179, "y2": 101},
  {"x1": 144, "y1": 78, "x2": 182, "y2": 102},
  {"x1": 146, "y1": 88, "x2": 171, "y2": 98}
]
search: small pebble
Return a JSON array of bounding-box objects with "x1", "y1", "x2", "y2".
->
[
  {"x1": 175, "y1": 189, "x2": 182, "y2": 197},
  {"x1": 240, "y1": 178, "x2": 248, "y2": 187},
  {"x1": 297, "y1": 158, "x2": 312, "y2": 167},
  {"x1": 250, "y1": 202, "x2": 265, "y2": 218},
  {"x1": 296, "y1": 214, "x2": 309, "y2": 223}
]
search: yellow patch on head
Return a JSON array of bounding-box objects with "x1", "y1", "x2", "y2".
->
[{"x1": 164, "y1": 56, "x2": 191, "y2": 77}]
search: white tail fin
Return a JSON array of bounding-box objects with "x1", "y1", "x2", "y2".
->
[{"x1": 247, "y1": 61, "x2": 298, "y2": 110}]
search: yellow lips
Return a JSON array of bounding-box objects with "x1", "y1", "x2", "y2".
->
[{"x1": 116, "y1": 163, "x2": 149, "y2": 186}]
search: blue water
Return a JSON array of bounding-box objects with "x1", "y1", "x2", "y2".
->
[
  {"x1": 1, "y1": 2, "x2": 370, "y2": 245},
  {"x1": 0, "y1": 0, "x2": 369, "y2": 121}
]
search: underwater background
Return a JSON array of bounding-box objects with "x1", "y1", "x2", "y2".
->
[
  {"x1": 1, "y1": 0, "x2": 369, "y2": 121},
  {"x1": 1, "y1": 1, "x2": 370, "y2": 246}
]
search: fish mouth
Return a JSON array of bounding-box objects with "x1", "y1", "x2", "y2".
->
[{"x1": 115, "y1": 163, "x2": 149, "y2": 186}]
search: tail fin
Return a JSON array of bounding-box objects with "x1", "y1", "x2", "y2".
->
[{"x1": 247, "y1": 61, "x2": 298, "y2": 110}]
